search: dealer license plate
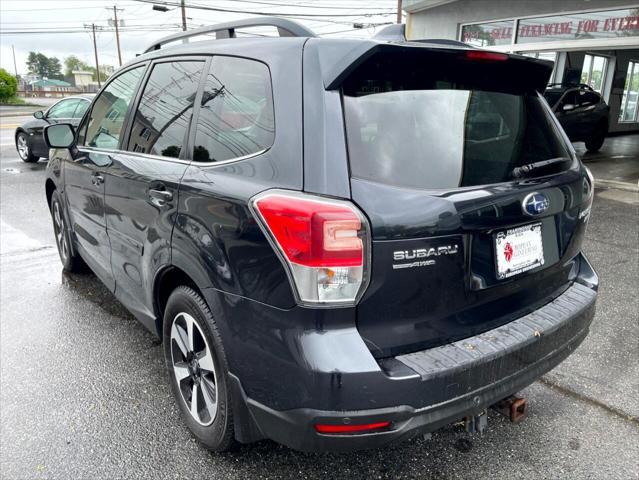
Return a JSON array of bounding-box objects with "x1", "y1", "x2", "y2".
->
[{"x1": 495, "y1": 223, "x2": 544, "y2": 280}]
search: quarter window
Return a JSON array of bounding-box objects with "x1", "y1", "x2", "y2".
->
[
  {"x1": 81, "y1": 66, "x2": 145, "y2": 149},
  {"x1": 127, "y1": 61, "x2": 203, "y2": 158},
  {"x1": 193, "y1": 56, "x2": 274, "y2": 163}
]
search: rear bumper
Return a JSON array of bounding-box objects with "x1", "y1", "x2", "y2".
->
[{"x1": 234, "y1": 256, "x2": 598, "y2": 452}]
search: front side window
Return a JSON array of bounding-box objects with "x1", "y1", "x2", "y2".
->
[
  {"x1": 127, "y1": 61, "x2": 203, "y2": 158},
  {"x1": 82, "y1": 66, "x2": 145, "y2": 149},
  {"x1": 343, "y1": 51, "x2": 571, "y2": 190},
  {"x1": 47, "y1": 99, "x2": 82, "y2": 119},
  {"x1": 193, "y1": 56, "x2": 274, "y2": 163}
]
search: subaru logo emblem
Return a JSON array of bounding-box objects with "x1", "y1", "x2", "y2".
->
[{"x1": 522, "y1": 192, "x2": 549, "y2": 216}]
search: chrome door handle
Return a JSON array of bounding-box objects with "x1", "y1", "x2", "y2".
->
[
  {"x1": 148, "y1": 189, "x2": 173, "y2": 201},
  {"x1": 91, "y1": 174, "x2": 104, "y2": 186},
  {"x1": 148, "y1": 189, "x2": 173, "y2": 207}
]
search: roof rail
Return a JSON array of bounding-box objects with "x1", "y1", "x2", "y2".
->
[{"x1": 143, "y1": 16, "x2": 316, "y2": 53}]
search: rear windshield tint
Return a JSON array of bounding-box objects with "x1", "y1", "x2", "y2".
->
[{"x1": 343, "y1": 51, "x2": 571, "y2": 190}]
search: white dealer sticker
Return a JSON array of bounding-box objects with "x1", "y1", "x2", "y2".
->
[{"x1": 495, "y1": 223, "x2": 544, "y2": 280}]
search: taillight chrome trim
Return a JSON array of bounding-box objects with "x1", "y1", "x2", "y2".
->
[{"x1": 249, "y1": 189, "x2": 372, "y2": 308}]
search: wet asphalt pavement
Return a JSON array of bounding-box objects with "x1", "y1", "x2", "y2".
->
[{"x1": 1, "y1": 115, "x2": 638, "y2": 479}]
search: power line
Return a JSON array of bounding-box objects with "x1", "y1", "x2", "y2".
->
[{"x1": 131, "y1": 0, "x2": 395, "y2": 17}]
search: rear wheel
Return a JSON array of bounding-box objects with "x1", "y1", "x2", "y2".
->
[
  {"x1": 50, "y1": 190, "x2": 85, "y2": 272},
  {"x1": 16, "y1": 132, "x2": 39, "y2": 163},
  {"x1": 163, "y1": 286, "x2": 237, "y2": 451},
  {"x1": 585, "y1": 123, "x2": 607, "y2": 152}
]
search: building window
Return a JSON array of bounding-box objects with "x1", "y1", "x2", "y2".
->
[
  {"x1": 580, "y1": 54, "x2": 607, "y2": 93},
  {"x1": 516, "y1": 8, "x2": 639, "y2": 44},
  {"x1": 619, "y1": 61, "x2": 639, "y2": 123},
  {"x1": 460, "y1": 20, "x2": 514, "y2": 47}
]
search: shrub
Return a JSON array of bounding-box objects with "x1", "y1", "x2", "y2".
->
[{"x1": 0, "y1": 68, "x2": 18, "y2": 101}]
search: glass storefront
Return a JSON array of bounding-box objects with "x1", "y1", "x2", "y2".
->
[
  {"x1": 461, "y1": 7, "x2": 639, "y2": 45},
  {"x1": 620, "y1": 60, "x2": 639, "y2": 122},
  {"x1": 580, "y1": 54, "x2": 608, "y2": 93}
]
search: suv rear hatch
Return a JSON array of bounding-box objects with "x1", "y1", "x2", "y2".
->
[{"x1": 340, "y1": 46, "x2": 592, "y2": 358}]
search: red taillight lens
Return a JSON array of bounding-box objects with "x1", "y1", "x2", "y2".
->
[
  {"x1": 314, "y1": 421, "x2": 391, "y2": 434},
  {"x1": 465, "y1": 50, "x2": 508, "y2": 62},
  {"x1": 254, "y1": 195, "x2": 363, "y2": 267},
  {"x1": 251, "y1": 191, "x2": 370, "y2": 305}
]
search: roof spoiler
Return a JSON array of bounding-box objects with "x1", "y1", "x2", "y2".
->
[
  {"x1": 144, "y1": 16, "x2": 316, "y2": 53},
  {"x1": 372, "y1": 24, "x2": 471, "y2": 48}
]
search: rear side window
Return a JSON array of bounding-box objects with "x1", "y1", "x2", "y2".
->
[
  {"x1": 343, "y1": 51, "x2": 571, "y2": 189},
  {"x1": 47, "y1": 99, "x2": 82, "y2": 119},
  {"x1": 81, "y1": 66, "x2": 144, "y2": 149},
  {"x1": 128, "y1": 61, "x2": 203, "y2": 158},
  {"x1": 193, "y1": 56, "x2": 274, "y2": 163},
  {"x1": 73, "y1": 100, "x2": 89, "y2": 119}
]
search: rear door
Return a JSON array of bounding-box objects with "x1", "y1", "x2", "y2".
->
[
  {"x1": 340, "y1": 48, "x2": 591, "y2": 357},
  {"x1": 104, "y1": 58, "x2": 204, "y2": 329}
]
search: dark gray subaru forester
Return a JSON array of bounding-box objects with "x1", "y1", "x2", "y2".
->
[{"x1": 43, "y1": 18, "x2": 598, "y2": 453}]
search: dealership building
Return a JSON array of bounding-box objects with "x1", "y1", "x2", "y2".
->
[{"x1": 404, "y1": 1, "x2": 639, "y2": 134}]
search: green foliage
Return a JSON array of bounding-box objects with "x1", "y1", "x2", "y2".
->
[
  {"x1": 26, "y1": 51, "x2": 63, "y2": 79},
  {"x1": 63, "y1": 55, "x2": 112, "y2": 82},
  {"x1": 0, "y1": 68, "x2": 18, "y2": 101},
  {"x1": 64, "y1": 55, "x2": 92, "y2": 76}
]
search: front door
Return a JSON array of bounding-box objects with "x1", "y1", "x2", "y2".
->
[
  {"x1": 63, "y1": 150, "x2": 113, "y2": 289},
  {"x1": 69, "y1": 65, "x2": 147, "y2": 289},
  {"x1": 105, "y1": 60, "x2": 204, "y2": 330}
]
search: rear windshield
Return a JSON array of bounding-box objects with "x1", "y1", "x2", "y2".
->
[{"x1": 343, "y1": 51, "x2": 571, "y2": 190}]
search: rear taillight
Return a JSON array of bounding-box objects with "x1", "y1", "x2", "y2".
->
[{"x1": 250, "y1": 190, "x2": 370, "y2": 306}]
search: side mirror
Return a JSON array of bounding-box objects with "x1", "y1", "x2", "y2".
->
[
  {"x1": 562, "y1": 104, "x2": 576, "y2": 112},
  {"x1": 44, "y1": 123, "x2": 76, "y2": 149},
  {"x1": 33, "y1": 110, "x2": 44, "y2": 119}
]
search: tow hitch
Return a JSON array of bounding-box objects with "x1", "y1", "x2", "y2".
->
[
  {"x1": 491, "y1": 395, "x2": 528, "y2": 423},
  {"x1": 464, "y1": 410, "x2": 488, "y2": 434}
]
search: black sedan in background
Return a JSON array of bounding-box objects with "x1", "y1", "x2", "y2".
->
[
  {"x1": 544, "y1": 84, "x2": 609, "y2": 152},
  {"x1": 15, "y1": 95, "x2": 92, "y2": 162}
]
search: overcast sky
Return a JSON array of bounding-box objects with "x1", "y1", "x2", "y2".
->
[{"x1": 0, "y1": 0, "x2": 401, "y2": 75}]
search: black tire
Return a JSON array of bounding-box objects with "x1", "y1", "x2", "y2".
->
[
  {"x1": 163, "y1": 286, "x2": 237, "y2": 452},
  {"x1": 585, "y1": 123, "x2": 607, "y2": 152},
  {"x1": 50, "y1": 190, "x2": 86, "y2": 272},
  {"x1": 16, "y1": 132, "x2": 39, "y2": 163}
]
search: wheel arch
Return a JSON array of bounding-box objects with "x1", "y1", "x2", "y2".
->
[
  {"x1": 45, "y1": 178, "x2": 56, "y2": 208},
  {"x1": 153, "y1": 265, "x2": 206, "y2": 339}
]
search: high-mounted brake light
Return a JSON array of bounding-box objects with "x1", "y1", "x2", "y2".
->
[
  {"x1": 465, "y1": 50, "x2": 508, "y2": 62},
  {"x1": 314, "y1": 421, "x2": 391, "y2": 434},
  {"x1": 251, "y1": 191, "x2": 370, "y2": 305}
]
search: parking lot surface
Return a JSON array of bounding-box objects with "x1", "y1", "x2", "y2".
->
[{"x1": 1, "y1": 117, "x2": 638, "y2": 479}]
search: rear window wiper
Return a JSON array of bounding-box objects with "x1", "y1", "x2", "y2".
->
[{"x1": 511, "y1": 157, "x2": 570, "y2": 179}]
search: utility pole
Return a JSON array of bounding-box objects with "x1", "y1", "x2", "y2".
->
[
  {"x1": 11, "y1": 45, "x2": 18, "y2": 77},
  {"x1": 88, "y1": 23, "x2": 101, "y2": 88},
  {"x1": 396, "y1": 0, "x2": 402, "y2": 24},
  {"x1": 180, "y1": 0, "x2": 187, "y2": 31},
  {"x1": 109, "y1": 5, "x2": 124, "y2": 66}
]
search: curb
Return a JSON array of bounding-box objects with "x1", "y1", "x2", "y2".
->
[{"x1": 594, "y1": 178, "x2": 639, "y2": 193}]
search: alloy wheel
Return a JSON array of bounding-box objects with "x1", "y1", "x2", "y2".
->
[
  {"x1": 17, "y1": 135, "x2": 29, "y2": 160},
  {"x1": 52, "y1": 200, "x2": 68, "y2": 263},
  {"x1": 170, "y1": 312, "x2": 218, "y2": 426}
]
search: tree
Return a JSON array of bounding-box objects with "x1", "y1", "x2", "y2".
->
[
  {"x1": 26, "y1": 51, "x2": 63, "y2": 79},
  {"x1": 64, "y1": 55, "x2": 92, "y2": 76},
  {"x1": 0, "y1": 68, "x2": 18, "y2": 101}
]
